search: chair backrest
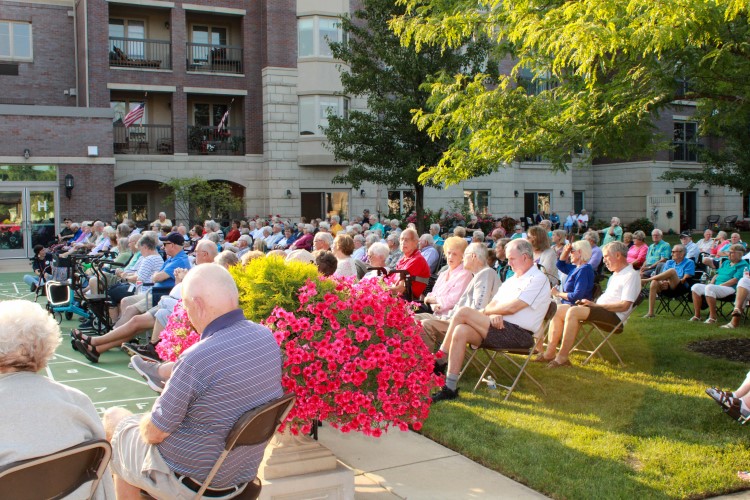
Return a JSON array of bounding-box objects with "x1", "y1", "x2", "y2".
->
[
  {"x1": 45, "y1": 281, "x2": 72, "y2": 306},
  {"x1": 197, "y1": 393, "x2": 295, "y2": 498},
  {"x1": 0, "y1": 439, "x2": 111, "y2": 500}
]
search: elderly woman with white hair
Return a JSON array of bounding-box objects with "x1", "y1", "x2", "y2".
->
[
  {"x1": 0, "y1": 301, "x2": 115, "y2": 498},
  {"x1": 601, "y1": 217, "x2": 623, "y2": 245},
  {"x1": 362, "y1": 242, "x2": 391, "y2": 280},
  {"x1": 420, "y1": 236, "x2": 473, "y2": 316},
  {"x1": 534, "y1": 240, "x2": 595, "y2": 363}
]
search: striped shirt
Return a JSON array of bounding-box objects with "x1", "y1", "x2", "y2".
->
[{"x1": 151, "y1": 309, "x2": 283, "y2": 487}]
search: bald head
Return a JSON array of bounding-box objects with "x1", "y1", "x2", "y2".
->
[
  {"x1": 194, "y1": 240, "x2": 219, "y2": 264},
  {"x1": 182, "y1": 264, "x2": 239, "y2": 333}
]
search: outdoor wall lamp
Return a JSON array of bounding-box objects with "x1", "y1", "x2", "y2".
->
[
  {"x1": 286, "y1": 189, "x2": 292, "y2": 199},
  {"x1": 704, "y1": 189, "x2": 710, "y2": 196},
  {"x1": 23, "y1": 149, "x2": 30, "y2": 159},
  {"x1": 360, "y1": 189, "x2": 366, "y2": 197},
  {"x1": 65, "y1": 174, "x2": 74, "y2": 199},
  {"x1": 164, "y1": 21, "x2": 170, "y2": 30},
  {"x1": 559, "y1": 190, "x2": 565, "y2": 197},
  {"x1": 514, "y1": 190, "x2": 519, "y2": 197},
  {"x1": 665, "y1": 189, "x2": 672, "y2": 194}
]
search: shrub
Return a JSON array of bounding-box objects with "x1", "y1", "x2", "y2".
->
[{"x1": 627, "y1": 217, "x2": 655, "y2": 234}]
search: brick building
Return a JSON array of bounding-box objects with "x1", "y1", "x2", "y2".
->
[{"x1": 0, "y1": 0, "x2": 743, "y2": 258}]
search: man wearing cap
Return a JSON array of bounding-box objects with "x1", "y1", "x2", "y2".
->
[
  {"x1": 152, "y1": 233, "x2": 190, "y2": 297},
  {"x1": 679, "y1": 232, "x2": 700, "y2": 262}
]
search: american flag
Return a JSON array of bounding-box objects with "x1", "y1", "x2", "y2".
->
[
  {"x1": 123, "y1": 102, "x2": 145, "y2": 128},
  {"x1": 217, "y1": 108, "x2": 230, "y2": 133}
]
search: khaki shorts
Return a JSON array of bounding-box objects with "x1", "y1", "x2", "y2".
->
[
  {"x1": 120, "y1": 293, "x2": 148, "y2": 314},
  {"x1": 110, "y1": 415, "x2": 245, "y2": 500}
]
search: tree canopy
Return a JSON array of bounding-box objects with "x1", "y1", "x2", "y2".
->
[
  {"x1": 390, "y1": 0, "x2": 750, "y2": 189},
  {"x1": 323, "y1": 0, "x2": 491, "y2": 229}
]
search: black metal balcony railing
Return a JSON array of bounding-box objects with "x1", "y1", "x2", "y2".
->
[
  {"x1": 113, "y1": 124, "x2": 173, "y2": 154},
  {"x1": 109, "y1": 37, "x2": 171, "y2": 70},
  {"x1": 187, "y1": 126, "x2": 245, "y2": 155},
  {"x1": 186, "y1": 43, "x2": 243, "y2": 74}
]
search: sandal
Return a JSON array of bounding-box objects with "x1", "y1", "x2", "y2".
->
[
  {"x1": 720, "y1": 323, "x2": 736, "y2": 329},
  {"x1": 724, "y1": 398, "x2": 743, "y2": 421},
  {"x1": 704, "y1": 318, "x2": 717, "y2": 324},
  {"x1": 70, "y1": 329, "x2": 91, "y2": 345},
  {"x1": 546, "y1": 359, "x2": 572, "y2": 369},
  {"x1": 732, "y1": 309, "x2": 743, "y2": 318},
  {"x1": 531, "y1": 354, "x2": 554, "y2": 363},
  {"x1": 705, "y1": 387, "x2": 734, "y2": 407},
  {"x1": 689, "y1": 316, "x2": 701, "y2": 322},
  {"x1": 73, "y1": 339, "x2": 99, "y2": 363}
]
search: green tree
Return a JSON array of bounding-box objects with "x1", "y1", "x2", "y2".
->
[
  {"x1": 162, "y1": 177, "x2": 243, "y2": 227},
  {"x1": 389, "y1": 0, "x2": 750, "y2": 189},
  {"x1": 324, "y1": 0, "x2": 491, "y2": 232}
]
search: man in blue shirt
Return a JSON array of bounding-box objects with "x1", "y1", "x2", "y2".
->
[
  {"x1": 642, "y1": 244, "x2": 695, "y2": 317},
  {"x1": 641, "y1": 228, "x2": 671, "y2": 277},
  {"x1": 152, "y1": 233, "x2": 190, "y2": 294}
]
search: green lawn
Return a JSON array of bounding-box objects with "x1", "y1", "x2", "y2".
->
[{"x1": 422, "y1": 303, "x2": 750, "y2": 499}]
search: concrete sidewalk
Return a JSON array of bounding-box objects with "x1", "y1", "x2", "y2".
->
[{"x1": 317, "y1": 426, "x2": 546, "y2": 499}]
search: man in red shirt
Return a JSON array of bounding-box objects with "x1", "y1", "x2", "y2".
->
[{"x1": 393, "y1": 228, "x2": 431, "y2": 299}]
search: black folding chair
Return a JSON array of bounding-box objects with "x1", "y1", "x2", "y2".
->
[{"x1": 0, "y1": 439, "x2": 111, "y2": 500}]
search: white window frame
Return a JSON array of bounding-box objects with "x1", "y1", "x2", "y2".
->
[
  {"x1": 673, "y1": 121, "x2": 700, "y2": 162},
  {"x1": 298, "y1": 95, "x2": 350, "y2": 136},
  {"x1": 297, "y1": 16, "x2": 343, "y2": 58},
  {"x1": 0, "y1": 21, "x2": 33, "y2": 61},
  {"x1": 387, "y1": 190, "x2": 416, "y2": 215}
]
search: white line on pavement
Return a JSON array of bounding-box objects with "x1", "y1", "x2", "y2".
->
[{"x1": 54, "y1": 353, "x2": 148, "y2": 386}]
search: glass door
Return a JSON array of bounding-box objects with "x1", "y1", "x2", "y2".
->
[{"x1": 0, "y1": 189, "x2": 57, "y2": 258}]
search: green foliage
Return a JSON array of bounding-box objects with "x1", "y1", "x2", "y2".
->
[
  {"x1": 162, "y1": 177, "x2": 243, "y2": 226},
  {"x1": 229, "y1": 255, "x2": 335, "y2": 323},
  {"x1": 324, "y1": 0, "x2": 492, "y2": 231},
  {"x1": 391, "y1": 0, "x2": 750, "y2": 188},
  {"x1": 627, "y1": 217, "x2": 655, "y2": 234}
]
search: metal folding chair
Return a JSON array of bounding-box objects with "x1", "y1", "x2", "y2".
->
[
  {"x1": 572, "y1": 294, "x2": 645, "y2": 366},
  {"x1": 0, "y1": 439, "x2": 111, "y2": 500},
  {"x1": 459, "y1": 302, "x2": 557, "y2": 400},
  {"x1": 193, "y1": 393, "x2": 295, "y2": 500}
]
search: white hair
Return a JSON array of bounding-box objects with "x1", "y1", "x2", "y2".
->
[
  {"x1": 0, "y1": 301, "x2": 61, "y2": 372},
  {"x1": 368, "y1": 242, "x2": 390, "y2": 260},
  {"x1": 420, "y1": 233, "x2": 435, "y2": 246},
  {"x1": 319, "y1": 221, "x2": 331, "y2": 231},
  {"x1": 314, "y1": 231, "x2": 334, "y2": 247}
]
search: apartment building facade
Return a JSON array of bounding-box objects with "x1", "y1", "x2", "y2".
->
[{"x1": 0, "y1": 0, "x2": 742, "y2": 258}]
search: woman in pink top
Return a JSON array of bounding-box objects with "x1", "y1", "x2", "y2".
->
[
  {"x1": 422, "y1": 236, "x2": 473, "y2": 318},
  {"x1": 627, "y1": 230, "x2": 648, "y2": 269}
]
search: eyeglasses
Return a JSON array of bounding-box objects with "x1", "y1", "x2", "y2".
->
[{"x1": 671, "y1": 250, "x2": 682, "y2": 253}]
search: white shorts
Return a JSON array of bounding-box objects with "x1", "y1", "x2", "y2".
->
[{"x1": 691, "y1": 283, "x2": 735, "y2": 299}]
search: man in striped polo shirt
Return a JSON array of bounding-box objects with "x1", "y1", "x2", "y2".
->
[{"x1": 103, "y1": 264, "x2": 283, "y2": 499}]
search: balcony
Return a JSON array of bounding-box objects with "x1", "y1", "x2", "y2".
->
[
  {"x1": 109, "y1": 37, "x2": 171, "y2": 70},
  {"x1": 113, "y1": 124, "x2": 173, "y2": 154},
  {"x1": 187, "y1": 126, "x2": 245, "y2": 155},
  {"x1": 186, "y1": 43, "x2": 243, "y2": 74}
]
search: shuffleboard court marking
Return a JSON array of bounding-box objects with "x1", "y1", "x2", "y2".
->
[
  {"x1": 45, "y1": 364, "x2": 55, "y2": 381},
  {"x1": 53, "y1": 353, "x2": 148, "y2": 386},
  {"x1": 63, "y1": 375, "x2": 119, "y2": 383}
]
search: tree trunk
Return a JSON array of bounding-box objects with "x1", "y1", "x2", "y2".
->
[{"x1": 415, "y1": 183, "x2": 425, "y2": 234}]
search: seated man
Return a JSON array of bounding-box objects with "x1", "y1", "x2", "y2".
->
[
  {"x1": 642, "y1": 244, "x2": 695, "y2": 318},
  {"x1": 545, "y1": 241, "x2": 641, "y2": 368},
  {"x1": 103, "y1": 264, "x2": 283, "y2": 499},
  {"x1": 418, "y1": 242, "x2": 501, "y2": 349},
  {"x1": 392, "y1": 228, "x2": 431, "y2": 299},
  {"x1": 680, "y1": 232, "x2": 700, "y2": 262},
  {"x1": 640, "y1": 229, "x2": 671, "y2": 277},
  {"x1": 419, "y1": 233, "x2": 440, "y2": 274},
  {"x1": 431, "y1": 239, "x2": 551, "y2": 402}
]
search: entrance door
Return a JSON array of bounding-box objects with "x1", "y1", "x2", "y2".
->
[
  {"x1": 524, "y1": 192, "x2": 551, "y2": 221},
  {"x1": 678, "y1": 191, "x2": 697, "y2": 232},
  {"x1": 301, "y1": 191, "x2": 349, "y2": 222},
  {"x1": 0, "y1": 189, "x2": 57, "y2": 258}
]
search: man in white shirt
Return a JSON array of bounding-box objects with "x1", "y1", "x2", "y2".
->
[
  {"x1": 546, "y1": 241, "x2": 641, "y2": 368},
  {"x1": 431, "y1": 239, "x2": 551, "y2": 402},
  {"x1": 680, "y1": 232, "x2": 700, "y2": 262}
]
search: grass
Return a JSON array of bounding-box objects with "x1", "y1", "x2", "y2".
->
[{"x1": 422, "y1": 302, "x2": 750, "y2": 499}]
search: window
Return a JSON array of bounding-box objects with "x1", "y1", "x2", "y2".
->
[
  {"x1": 573, "y1": 191, "x2": 585, "y2": 214},
  {"x1": 109, "y1": 19, "x2": 145, "y2": 58},
  {"x1": 299, "y1": 95, "x2": 349, "y2": 135},
  {"x1": 298, "y1": 16, "x2": 343, "y2": 58},
  {"x1": 524, "y1": 192, "x2": 550, "y2": 219},
  {"x1": 463, "y1": 190, "x2": 490, "y2": 216},
  {"x1": 673, "y1": 121, "x2": 700, "y2": 162},
  {"x1": 517, "y1": 66, "x2": 557, "y2": 96},
  {"x1": 192, "y1": 103, "x2": 229, "y2": 127},
  {"x1": 115, "y1": 192, "x2": 148, "y2": 223},
  {"x1": 388, "y1": 190, "x2": 415, "y2": 215},
  {"x1": 111, "y1": 101, "x2": 147, "y2": 125},
  {"x1": 0, "y1": 21, "x2": 32, "y2": 61},
  {"x1": 190, "y1": 25, "x2": 227, "y2": 63}
]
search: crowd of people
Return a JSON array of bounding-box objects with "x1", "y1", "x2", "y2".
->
[{"x1": 6, "y1": 207, "x2": 750, "y2": 497}]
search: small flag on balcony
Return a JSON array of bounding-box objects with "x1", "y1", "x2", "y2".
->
[
  {"x1": 123, "y1": 102, "x2": 145, "y2": 128},
  {"x1": 217, "y1": 108, "x2": 230, "y2": 134}
]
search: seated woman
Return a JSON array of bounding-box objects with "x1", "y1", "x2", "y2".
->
[
  {"x1": 627, "y1": 230, "x2": 648, "y2": 269},
  {"x1": 721, "y1": 271, "x2": 750, "y2": 329},
  {"x1": 534, "y1": 240, "x2": 595, "y2": 363},
  {"x1": 361, "y1": 242, "x2": 390, "y2": 280},
  {"x1": 420, "y1": 236, "x2": 473, "y2": 316},
  {"x1": 642, "y1": 244, "x2": 695, "y2": 318},
  {"x1": 332, "y1": 233, "x2": 358, "y2": 278},
  {"x1": 0, "y1": 300, "x2": 114, "y2": 498},
  {"x1": 551, "y1": 229, "x2": 567, "y2": 259},
  {"x1": 622, "y1": 232, "x2": 634, "y2": 248},
  {"x1": 527, "y1": 225, "x2": 559, "y2": 287},
  {"x1": 691, "y1": 244, "x2": 748, "y2": 323}
]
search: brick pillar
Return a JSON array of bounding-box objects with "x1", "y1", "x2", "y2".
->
[{"x1": 171, "y1": 6, "x2": 187, "y2": 154}]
